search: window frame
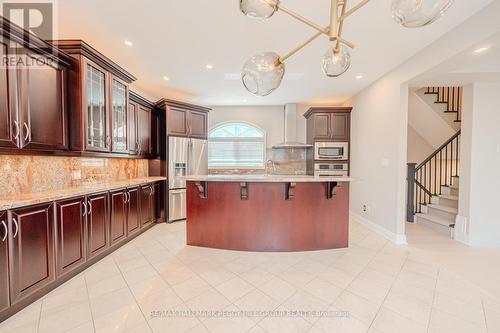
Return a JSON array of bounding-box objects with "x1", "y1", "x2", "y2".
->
[{"x1": 208, "y1": 121, "x2": 267, "y2": 170}]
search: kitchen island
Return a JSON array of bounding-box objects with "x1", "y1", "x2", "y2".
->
[{"x1": 185, "y1": 175, "x2": 354, "y2": 252}]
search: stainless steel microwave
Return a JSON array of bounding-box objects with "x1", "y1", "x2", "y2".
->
[{"x1": 314, "y1": 142, "x2": 349, "y2": 160}]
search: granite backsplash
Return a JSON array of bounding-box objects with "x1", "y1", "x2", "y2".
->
[
  {"x1": 209, "y1": 148, "x2": 307, "y2": 175},
  {"x1": 0, "y1": 155, "x2": 149, "y2": 197}
]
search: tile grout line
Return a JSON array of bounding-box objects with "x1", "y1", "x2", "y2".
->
[
  {"x1": 425, "y1": 268, "x2": 440, "y2": 333},
  {"x1": 111, "y1": 251, "x2": 156, "y2": 333},
  {"x1": 82, "y1": 273, "x2": 98, "y2": 333},
  {"x1": 481, "y1": 298, "x2": 489, "y2": 333},
  {"x1": 365, "y1": 244, "x2": 410, "y2": 331}
]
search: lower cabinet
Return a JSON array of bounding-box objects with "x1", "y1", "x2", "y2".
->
[
  {"x1": 140, "y1": 183, "x2": 160, "y2": 227},
  {"x1": 86, "y1": 193, "x2": 109, "y2": 260},
  {"x1": 140, "y1": 184, "x2": 153, "y2": 227},
  {"x1": 110, "y1": 189, "x2": 127, "y2": 246},
  {"x1": 55, "y1": 198, "x2": 86, "y2": 277},
  {"x1": 0, "y1": 180, "x2": 164, "y2": 322},
  {"x1": 127, "y1": 187, "x2": 141, "y2": 235},
  {"x1": 8, "y1": 203, "x2": 55, "y2": 305},
  {"x1": 0, "y1": 211, "x2": 9, "y2": 314}
]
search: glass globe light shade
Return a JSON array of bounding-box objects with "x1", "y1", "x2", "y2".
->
[
  {"x1": 240, "y1": 0, "x2": 279, "y2": 20},
  {"x1": 391, "y1": 0, "x2": 454, "y2": 28},
  {"x1": 322, "y1": 45, "x2": 351, "y2": 78},
  {"x1": 241, "y1": 52, "x2": 285, "y2": 96}
]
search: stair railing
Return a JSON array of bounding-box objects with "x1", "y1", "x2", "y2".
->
[
  {"x1": 425, "y1": 87, "x2": 463, "y2": 122},
  {"x1": 407, "y1": 131, "x2": 461, "y2": 222}
]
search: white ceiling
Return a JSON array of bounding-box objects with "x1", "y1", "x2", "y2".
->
[
  {"x1": 409, "y1": 31, "x2": 500, "y2": 86},
  {"x1": 55, "y1": 0, "x2": 493, "y2": 106}
]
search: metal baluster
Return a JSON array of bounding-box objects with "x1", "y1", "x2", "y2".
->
[
  {"x1": 450, "y1": 140, "x2": 454, "y2": 184},
  {"x1": 456, "y1": 136, "x2": 460, "y2": 176}
]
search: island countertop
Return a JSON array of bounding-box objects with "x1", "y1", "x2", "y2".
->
[{"x1": 184, "y1": 174, "x2": 354, "y2": 183}]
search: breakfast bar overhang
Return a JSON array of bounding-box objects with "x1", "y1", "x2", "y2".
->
[{"x1": 185, "y1": 175, "x2": 353, "y2": 252}]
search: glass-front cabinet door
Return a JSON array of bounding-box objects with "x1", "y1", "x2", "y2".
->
[
  {"x1": 111, "y1": 78, "x2": 127, "y2": 153},
  {"x1": 85, "y1": 63, "x2": 109, "y2": 151}
]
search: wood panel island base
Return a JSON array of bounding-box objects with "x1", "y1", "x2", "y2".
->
[{"x1": 186, "y1": 176, "x2": 353, "y2": 252}]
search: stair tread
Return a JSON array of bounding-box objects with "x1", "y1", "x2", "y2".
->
[
  {"x1": 427, "y1": 204, "x2": 458, "y2": 214},
  {"x1": 439, "y1": 194, "x2": 459, "y2": 201},
  {"x1": 416, "y1": 213, "x2": 455, "y2": 227}
]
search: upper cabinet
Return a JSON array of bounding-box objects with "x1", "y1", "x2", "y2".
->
[
  {"x1": 0, "y1": 17, "x2": 72, "y2": 151},
  {"x1": 156, "y1": 99, "x2": 210, "y2": 139},
  {"x1": 305, "y1": 107, "x2": 352, "y2": 143},
  {"x1": 50, "y1": 40, "x2": 137, "y2": 154},
  {"x1": 129, "y1": 91, "x2": 155, "y2": 157}
]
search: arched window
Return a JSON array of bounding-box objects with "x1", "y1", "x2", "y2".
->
[{"x1": 208, "y1": 122, "x2": 266, "y2": 169}]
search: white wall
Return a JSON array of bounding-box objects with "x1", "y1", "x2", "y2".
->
[
  {"x1": 408, "y1": 90, "x2": 455, "y2": 149},
  {"x1": 348, "y1": 1, "x2": 500, "y2": 242},
  {"x1": 456, "y1": 83, "x2": 500, "y2": 246},
  {"x1": 209, "y1": 106, "x2": 285, "y2": 148},
  {"x1": 407, "y1": 126, "x2": 434, "y2": 164}
]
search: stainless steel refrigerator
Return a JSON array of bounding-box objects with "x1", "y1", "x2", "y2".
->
[{"x1": 168, "y1": 137, "x2": 208, "y2": 222}]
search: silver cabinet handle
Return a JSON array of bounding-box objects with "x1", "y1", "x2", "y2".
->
[
  {"x1": 13, "y1": 120, "x2": 20, "y2": 140},
  {"x1": 82, "y1": 201, "x2": 87, "y2": 216},
  {"x1": 126, "y1": 192, "x2": 129, "y2": 203},
  {"x1": 88, "y1": 200, "x2": 92, "y2": 215},
  {"x1": 12, "y1": 218, "x2": 19, "y2": 239},
  {"x1": 127, "y1": 192, "x2": 131, "y2": 203},
  {"x1": 106, "y1": 136, "x2": 111, "y2": 147},
  {"x1": 23, "y1": 122, "x2": 30, "y2": 141},
  {"x1": 0, "y1": 221, "x2": 7, "y2": 242}
]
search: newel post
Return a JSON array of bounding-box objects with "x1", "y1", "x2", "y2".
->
[{"x1": 407, "y1": 163, "x2": 417, "y2": 223}]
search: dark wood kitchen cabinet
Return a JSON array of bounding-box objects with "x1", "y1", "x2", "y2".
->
[
  {"x1": 86, "y1": 192, "x2": 110, "y2": 259},
  {"x1": 127, "y1": 187, "x2": 141, "y2": 235},
  {"x1": 0, "y1": 211, "x2": 9, "y2": 314},
  {"x1": 110, "y1": 77, "x2": 129, "y2": 153},
  {"x1": 110, "y1": 189, "x2": 127, "y2": 246},
  {"x1": 156, "y1": 99, "x2": 210, "y2": 139},
  {"x1": 8, "y1": 203, "x2": 55, "y2": 305},
  {"x1": 128, "y1": 92, "x2": 155, "y2": 157},
  {"x1": 0, "y1": 18, "x2": 72, "y2": 152},
  {"x1": 55, "y1": 198, "x2": 86, "y2": 277},
  {"x1": 0, "y1": 40, "x2": 18, "y2": 149},
  {"x1": 140, "y1": 183, "x2": 160, "y2": 227},
  {"x1": 51, "y1": 40, "x2": 137, "y2": 153},
  {"x1": 305, "y1": 107, "x2": 351, "y2": 143},
  {"x1": 17, "y1": 52, "x2": 68, "y2": 150}
]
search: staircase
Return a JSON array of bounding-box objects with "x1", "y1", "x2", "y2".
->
[
  {"x1": 407, "y1": 130, "x2": 461, "y2": 237},
  {"x1": 424, "y1": 87, "x2": 463, "y2": 123},
  {"x1": 416, "y1": 176, "x2": 459, "y2": 236}
]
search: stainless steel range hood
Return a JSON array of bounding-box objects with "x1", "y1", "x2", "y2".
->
[{"x1": 272, "y1": 104, "x2": 312, "y2": 149}]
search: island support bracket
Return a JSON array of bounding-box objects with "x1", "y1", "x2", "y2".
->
[
  {"x1": 195, "y1": 181, "x2": 208, "y2": 199},
  {"x1": 327, "y1": 182, "x2": 339, "y2": 200},
  {"x1": 286, "y1": 182, "x2": 297, "y2": 200},
  {"x1": 240, "y1": 182, "x2": 249, "y2": 200}
]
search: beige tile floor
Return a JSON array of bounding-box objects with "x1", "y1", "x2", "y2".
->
[{"x1": 1, "y1": 220, "x2": 500, "y2": 333}]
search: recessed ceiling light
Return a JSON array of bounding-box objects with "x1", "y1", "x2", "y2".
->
[
  {"x1": 163, "y1": 76, "x2": 170, "y2": 81},
  {"x1": 473, "y1": 46, "x2": 490, "y2": 54},
  {"x1": 206, "y1": 64, "x2": 214, "y2": 69},
  {"x1": 124, "y1": 40, "x2": 133, "y2": 47},
  {"x1": 355, "y1": 75, "x2": 363, "y2": 80}
]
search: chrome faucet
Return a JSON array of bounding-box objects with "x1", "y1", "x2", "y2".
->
[{"x1": 266, "y1": 159, "x2": 277, "y2": 174}]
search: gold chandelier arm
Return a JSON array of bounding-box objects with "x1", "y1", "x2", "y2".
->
[
  {"x1": 279, "y1": 30, "x2": 324, "y2": 63},
  {"x1": 335, "y1": 0, "x2": 348, "y2": 52},
  {"x1": 340, "y1": 0, "x2": 371, "y2": 20},
  {"x1": 277, "y1": 5, "x2": 329, "y2": 36},
  {"x1": 334, "y1": 36, "x2": 355, "y2": 49}
]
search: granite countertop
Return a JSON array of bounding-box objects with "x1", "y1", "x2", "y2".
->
[
  {"x1": 183, "y1": 175, "x2": 355, "y2": 183},
  {"x1": 0, "y1": 176, "x2": 167, "y2": 211}
]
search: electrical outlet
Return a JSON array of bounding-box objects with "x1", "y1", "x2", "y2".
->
[
  {"x1": 71, "y1": 170, "x2": 82, "y2": 180},
  {"x1": 362, "y1": 204, "x2": 371, "y2": 215}
]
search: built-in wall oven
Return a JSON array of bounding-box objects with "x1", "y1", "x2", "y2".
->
[
  {"x1": 314, "y1": 163, "x2": 349, "y2": 177},
  {"x1": 314, "y1": 142, "x2": 349, "y2": 161}
]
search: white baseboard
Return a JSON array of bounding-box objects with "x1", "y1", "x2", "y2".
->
[
  {"x1": 350, "y1": 211, "x2": 408, "y2": 245},
  {"x1": 454, "y1": 215, "x2": 470, "y2": 245}
]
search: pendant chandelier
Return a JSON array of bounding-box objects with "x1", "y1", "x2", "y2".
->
[{"x1": 240, "y1": 0, "x2": 454, "y2": 96}]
